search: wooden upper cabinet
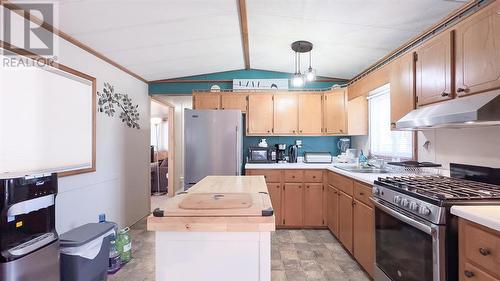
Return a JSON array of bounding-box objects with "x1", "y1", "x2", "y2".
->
[
  {"x1": 283, "y1": 183, "x2": 303, "y2": 227},
  {"x1": 353, "y1": 199, "x2": 375, "y2": 277},
  {"x1": 304, "y1": 183, "x2": 324, "y2": 226},
  {"x1": 324, "y1": 89, "x2": 347, "y2": 135},
  {"x1": 455, "y1": 1, "x2": 500, "y2": 96},
  {"x1": 346, "y1": 95, "x2": 368, "y2": 136},
  {"x1": 267, "y1": 183, "x2": 282, "y2": 226},
  {"x1": 415, "y1": 31, "x2": 454, "y2": 106},
  {"x1": 273, "y1": 94, "x2": 299, "y2": 134},
  {"x1": 390, "y1": 52, "x2": 415, "y2": 127},
  {"x1": 338, "y1": 191, "x2": 353, "y2": 253},
  {"x1": 298, "y1": 93, "x2": 323, "y2": 135},
  {"x1": 193, "y1": 93, "x2": 220, "y2": 110},
  {"x1": 220, "y1": 94, "x2": 247, "y2": 112},
  {"x1": 247, "y1": 94, "x2": 274, "y2": 135}
]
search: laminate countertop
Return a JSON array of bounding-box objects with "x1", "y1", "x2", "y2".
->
[
  {"x1": 147, "y1": 176, "x2": 276, "y2": 232},
  {"x1": 245, "y1": 162, "x2": 394, "y2": 185},
  {"x1": 451, "y1": 205, "x2": 500, "y2": 232}
]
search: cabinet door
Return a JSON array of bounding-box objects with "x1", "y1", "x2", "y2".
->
[
  {"x1": 327, "y1": 185, "x2": 339, "y2": 236},
  {"x1": 390, "y1": 52, "x2": 415, "y2": 128},
  {"x1": 247, "y1": 94, "x2": 274, "y2": 134},
  {"x1": 347, "y1": 95, "x2": 368, "y2": 136},
  {"x1": 338, "y1": 191, "x2": 353, "y2": 253},
  {"x1": 415, "y1": 31, "x2": 454, "y2": 106},
  {"x1": 304, "y1": 183, "x2": 324, "y2": 226},
  {"x1": 298, "y1": 93, "x2": 323, "y2": 135},
  {"x1": 273, "y1": 94, "x2": 298, "y2": 134},
  {"x1": 267, "y1": 183, "x2": 282, "y2": 226},
  {"x1": 455, "y1": 1, "x2": 500, "y2": 96},
  {"x1": 193, "y1": 94, "x2": 220, "y2": 109},
  {"x1": 324, "y1": 89, "x2": 347, "y2": 134},
  {"x1": 353, "y1": 199, "x2": 375, "y2": 277},
  {"x1": 283, "y1": 183, "x2": 303, "y2": 227},
  {"x1": 221, "y1": 94, "x2": 247, "y2": 112}
]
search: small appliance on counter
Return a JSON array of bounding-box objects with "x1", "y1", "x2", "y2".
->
[
  {"x1": 304, "y1": 152, "x2": 332, "y2": 163},
  {"x1": 276, "y1": 144, "x2": 287, "y2": 163},
  {"x1": 247, "y1": 147, "x2": 273, "y2": 163},
  {"x1": 337, "y1": 138, "x2": 350, "y2": 153},
  {"x1": 0, "y1": 173, "x2": 60, "y2": 281},
  {"x1": 288, "y1": 145, "x2": 298, "y2": 163},
  {"x1": 257, "y1": 138, "x2": 268, "y2": 148}
]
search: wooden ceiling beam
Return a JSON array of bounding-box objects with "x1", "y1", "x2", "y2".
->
[{"x1": 237, "y1": 0, "x2": 251, "y2": 69}]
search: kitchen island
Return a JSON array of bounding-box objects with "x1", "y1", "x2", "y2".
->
[{"x1": 147, "y1": 176, "x2": 275, "y2": 281}]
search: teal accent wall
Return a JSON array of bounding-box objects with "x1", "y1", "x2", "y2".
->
[{"x1": 148, "y1": 69, "x2": 347, "y2": 95}]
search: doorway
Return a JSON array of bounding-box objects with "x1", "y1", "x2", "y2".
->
[{"x1": 150, "y1": 98, "x2": 175, "y2": 201}]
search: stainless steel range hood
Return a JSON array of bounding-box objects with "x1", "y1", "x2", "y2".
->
[{"x1": 396, "y1": 91, "x2": 500, "y2": 130}]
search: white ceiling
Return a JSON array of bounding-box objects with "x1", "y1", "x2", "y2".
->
[{"x1": 49, "y1": 0, "x2": 465, "y2": 81}]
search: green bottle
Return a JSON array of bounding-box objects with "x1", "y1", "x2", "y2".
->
[{"x1": 115, "y1": 227, "x2": 132, "y2": 264}]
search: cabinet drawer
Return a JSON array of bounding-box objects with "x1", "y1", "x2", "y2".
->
[
  {"x1": 328, "y1": 172, "x2": 353, "y2": 195},
  {"x1": 304, "y1": 170, "x2": 323, "y2": 183},
  {"x1": 463, "y1": 222, "x2": 500, "y2": 277},
  {"x1": 284, "y1": 170, "x2": 304, "y2": 182},
  {"x1": 353, "y1": 181, "x2": 373, "y2": 207},
  {"x1": 462, "y1": 263, "x2": 499, "y2": 281},
  {"x1": 247, "y1": 169, "x2": 281, "y2": 183}
]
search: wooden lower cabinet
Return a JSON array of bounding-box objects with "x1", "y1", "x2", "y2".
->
[
  {"x1": 283, "y1": 183, "x2": 303, "y2": 227},
  {"x1": 459, "y1": 218, "x2": 500, "y2": 281},
  {"x1": 304, "y1": 183, "x2": 324, "y2": 226},
  {"x1": 338, "y1": 191, "x2": 354, "y2": 254},
  {"x1": 267, "y1": 183, "x2": 282, "y2": 227},
  {"x1": 353, "y1": 199, "x2": 375, "y2": 277},
  {"x1": 327, "y1": 184, "x2": 339, "y2": 236}
]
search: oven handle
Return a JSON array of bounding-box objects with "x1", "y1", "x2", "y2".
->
[{"x1": 370, "y1": 197, "x2": 433, "y2": 235}]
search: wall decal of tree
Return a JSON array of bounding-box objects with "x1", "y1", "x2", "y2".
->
[{"x1": 97, "y1": 82, "x2": 140, "y2": 129}]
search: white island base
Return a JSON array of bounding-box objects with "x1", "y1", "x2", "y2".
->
[{"x1": 155, "y1": 231, "x2": 271, "y2": 281}]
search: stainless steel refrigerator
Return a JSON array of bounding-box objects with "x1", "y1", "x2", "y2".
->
[{"x1": 184, "y1": 109, "x2": 243, "y2": 190}]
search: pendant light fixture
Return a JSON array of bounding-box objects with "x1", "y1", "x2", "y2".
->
[{"x1": 291, "y1": 40, "x2": 315, "y2": 87}]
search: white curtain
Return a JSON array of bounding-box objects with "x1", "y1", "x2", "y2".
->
[{"x1": 368, "y1": 84, "x2": 413, "y2": 159}]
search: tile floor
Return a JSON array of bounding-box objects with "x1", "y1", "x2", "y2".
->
[{"x1": 109, "y1": 196, "x2": 371, "y2": 281}]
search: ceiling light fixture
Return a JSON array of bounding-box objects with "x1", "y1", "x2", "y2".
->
[{"x1": 291, "y1": 40, "x2": 315, "y2": 87}]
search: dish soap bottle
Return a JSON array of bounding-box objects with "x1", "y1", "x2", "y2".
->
[
  {"x1": 108, "y1": 240, "x2": 121, "y2": 273},
  {"x1": 116, "y1": 227, "x2": 132, "y2": 264}
]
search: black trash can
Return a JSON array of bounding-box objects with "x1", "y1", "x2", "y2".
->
[{"x1": 59, "y1": 223, "x2": 115, "y2": 281}]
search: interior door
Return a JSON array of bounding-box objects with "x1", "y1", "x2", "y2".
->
[
  {"x1": 415, "y1": 31, "x2": 454, "y2": 106},
  {"x1": 247, "y1": 94, "x2": 273, "y2": 134},
  {"x1": 283, "y1": 183, "x2": 303, "y2": 226},
  {"x1": 455, "y1": 1, "x2": 500, "y2": 96},
  {"x1": 298, "y1": 93, "x2": 323, "y2": 134},
  {"x1": 273, "y1": 94, "x2": 298, "y2": 134}
]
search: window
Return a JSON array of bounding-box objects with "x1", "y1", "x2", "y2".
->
[{"x1": 368, "y1": 84, "x2": 413, "y2": 159}]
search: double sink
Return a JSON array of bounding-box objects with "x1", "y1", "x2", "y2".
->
[{"x1": 334, "y1": 164, "x2": 389, "y2": 174}]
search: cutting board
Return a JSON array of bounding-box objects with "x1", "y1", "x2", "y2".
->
[
  {"x1": 179, "y1": 193, "x2": 253, "y2": 210},
  {"x1": 164, "y1": 192, "x2": 271, "y2": 217}
]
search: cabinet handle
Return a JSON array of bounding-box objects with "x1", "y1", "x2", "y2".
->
[
  {"x1": 306, "y1": 186, "x2": 310, "y2": 188},
  {"x1": 464, "y1": 271, "x2": 475, "y2": 278},
  {"x1": 441, "y1": 92, "x2": 450, "y2": 97},
  {"x1": 300, "y1": 130, "x2": 303, "y2": 133},
  {"x1": 457, "y1": 87, "x2": 469, "y2": 93},
  {"x1": 352, "y1": 201, "x2": 356, "y2": 206},
  {"x1": 479, "y1": 247, "x2": 491, "y2": 256},
  {"x1": 267, "y1": 130, "x2": 270, "y2": 133},
  {"x1": 292, "y1": 176, "x2": 295, "y2": 178},
  {"x1": 312, "y1": 176, "x2": 316, "y2": 179},
  {"x1": 359, "y1": 192, "x2": 364, "y2": 196},
  {"x1": 293, "y1": 130, "x2": 296, "y2": 133}
]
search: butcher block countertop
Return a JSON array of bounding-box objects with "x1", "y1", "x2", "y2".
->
[{"x1": 147, "y1": 176, "x2": 276, "y2": 232}]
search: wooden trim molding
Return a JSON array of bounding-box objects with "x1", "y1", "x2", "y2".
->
[
  {"x1": 1, "y1": 40, "x2": 97, "y2": 177},
  {"x1": 1, "y1": 1, "x2": 148, "y2": 84},
  {"x1": 237, "y1": 0, "x2": 250, "y2": 69},
  {"x1": 149, "y1": 77, "x2": 347, "y2": 84}
]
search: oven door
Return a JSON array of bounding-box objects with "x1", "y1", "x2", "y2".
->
[{"x1": 371, "y1": 198, "x2": 445, "y2": 281}]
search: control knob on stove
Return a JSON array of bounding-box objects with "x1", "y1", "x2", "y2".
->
[
  {"x1": 393, "y1": 196, "x2": 402, "y2": 205},
  {"x1": 401, "y1": 198, "x2": 410, "y2": 208},
  {"x1": 409, "y1": 202, "x2": 419, "y2": 211},
  {"x1": 373, "y1": 187, "x2": 381, "y2": 196},
  {"x1": 418, "y1": 206, "x2": 431, "y2": 216}
]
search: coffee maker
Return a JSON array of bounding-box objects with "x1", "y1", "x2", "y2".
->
[{"x1": 275, "y1": 143, "x2": 287, "y2": 163}]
